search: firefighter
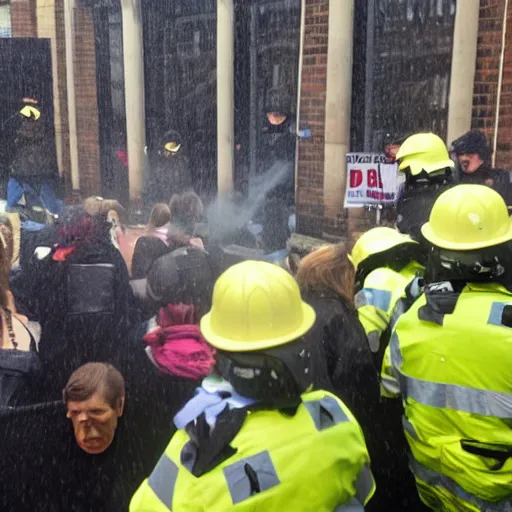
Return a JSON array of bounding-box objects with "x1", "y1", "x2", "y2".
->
[
  {"x1": 382, "y1": 184, "x2": 512, "y2": 511},
  {"x1": 130, "y1": 261, "x2": 375, "y2": 511},
  {"x1": 351, "y1": 226, "x2": 424, "y2": 369},
  {"x1": 395, "y1": 132, "x2": 455, "y2": 243}
]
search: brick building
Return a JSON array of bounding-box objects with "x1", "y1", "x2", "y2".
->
[
  {"x1": 0, "y1": 0, "x2": 511, "y2": 243},
  {"x1": 296, "y1": 0, "x2": 512, "y2": 243}
]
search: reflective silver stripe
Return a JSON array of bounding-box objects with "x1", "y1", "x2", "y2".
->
[
  {"x1": 402, "y1": 416, "x2": 418, "y2": 440},
  {"x1": 488, "y1": 302, "x2": 512, "y2": 327},
  {"x1": 381, "y1": 375, "x2": 400, "y2": 396},
  {"x1": 334, "y1": 497, "x2": 364, "y2": 511},
  {"x1": 389, "y1": 331, "x2": 403, "y2": 369},
  {"x1": 148, "y1": 453, "x2": 179, "y2": 509},
  {"x1": 304, "y1": 396, "x2": 350, "y2": 431},
  {"x1": 410, "y1": 459, "x2": 512, "y2": 512},
  {"x1": 223, "y1": 450, "x2": 280, "y2": 504},
  {"x1": 355, "y1": 288, "x2": 392, "y2": 312},
  {"x1": 355, "y1": 464, "x2": 374, "y2": 504},
  {"x1": 399, "y1": 373, "x2": 512, "y2": 419}
]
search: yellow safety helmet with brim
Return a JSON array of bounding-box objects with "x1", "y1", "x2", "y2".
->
[
  {"x1": 350, "y1": 227, "x2": 418, "y2": 271},
  {"x1": 20, "y1": 105, "x2": 41, "y2": 121},
  {"x1": 200, "y1": 260, "x2": 316, "y2": 352},
  {"x1": 396, "y1": 132, "x2": 454, "y2": 176},
  {"x1": 422, "y1": 184, "x2": 512, "y2": 250}
]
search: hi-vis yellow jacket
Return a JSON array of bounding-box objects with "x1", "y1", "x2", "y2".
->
[
  {"x1": 382, "y1": 282, "x2": 512, "y2": 511},
  {"x1": 355, "y1": 261, "x2": 423, "y2": 366},
  {"x1": 130, "y1": 390, "x2": 375, "y2": 512}
]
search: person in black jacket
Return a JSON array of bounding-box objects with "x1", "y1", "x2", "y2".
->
[
  {"x1": 296, "y1": 244, "x2": 426, "y2": 511},
  {"x1": 451, "y1": 129, "x2": 510, "y2": 203},
  {"x1": 26, "y1": 206, "x2": 138, "y2": 402},
  {"x1": 143, "y1": 130, "x2": 192, "y2": 209},
  {"x1": 395, "y1": 133, "x2": 455, "y2": 246}
]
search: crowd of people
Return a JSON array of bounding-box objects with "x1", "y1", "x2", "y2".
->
[{"x1": 0, "y1": 127, "x2": 509, "y2": 512}]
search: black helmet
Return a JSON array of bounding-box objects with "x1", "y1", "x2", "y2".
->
[
  {"x1": 146, "y1": 246, "x2": 215, "y2": 316},
  {"x1": 215, "y1": 336, "x2": 312, "y2": 406},
  {"x1": 451, "y1": 130, "x2": 491, "y2": 163},
  {"x1": 425, "y1": 243, "x2": 512, "y2": 285},
  {"x1": 264, "y1": 88, "x2": 292, "y2": 115},
  {"x1": 159, "y1": 129, "x2": 183, "y2": 153}
]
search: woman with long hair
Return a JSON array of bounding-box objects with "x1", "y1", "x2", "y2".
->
[
  {"x1": 295, "y1": 244, "x2": 372, "y2": 396},
  {"x1": 0, "y1": 232, "x2": 40, "y2": 406},
  {"x1": 168, "y1": 191, "x2": 204, "y2": 236},
  {"x1": 297, "y1": 243, "x2": 425, "y2": 511}
]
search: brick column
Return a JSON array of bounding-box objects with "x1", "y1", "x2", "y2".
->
[
  {"x1": 472, "y1": 0, "x2": 512, "y2": 169},
  {"x1": 73, "y1": 5, "x2": 101, "y2": 197},
  {"x1": 11, "y1": 0, "x2": 37, "y2": 37},
  {"x1": 295, "y1": 0, "x2": 329, "y2": 238},
  {"x1": 495, "y1": 3, "x2": 512, "y2": 168}
]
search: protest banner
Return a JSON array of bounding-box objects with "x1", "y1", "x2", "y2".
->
[{"x1": 344, "y1": 153, "x2": 404, "y2": 208}]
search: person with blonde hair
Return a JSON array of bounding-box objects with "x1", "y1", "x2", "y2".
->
[
  {"x1": 297, "y1": 243, "x2": 425, "y2": 511},
  {"x1": 296, "y1": 243, "x2": 377, "y2": 414}
]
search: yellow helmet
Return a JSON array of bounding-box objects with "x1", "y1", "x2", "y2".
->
[
  {"x1": 396, "y1": 133, "x2": 454, "y2": 176},
  {"x1": 19, "y1": 105, "x2": 41, "y2": 121},
  {"x1": 421, "y1": 184, "x2": 512, "y2": 250},
  {"x1": 350, "y1": 227, "x2": 418, "y2": 271},
  {"x1": 200, "y1": 260, "x2": 315, "y2": 352}
]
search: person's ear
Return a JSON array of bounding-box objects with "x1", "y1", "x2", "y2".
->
[
  {"x1": 66, "y1": 409, "x2": 72, "y2": 419},
  {"x1": 116, "y1": 396, "x2": 125, "y2": 417}
]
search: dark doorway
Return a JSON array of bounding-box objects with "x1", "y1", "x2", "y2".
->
[
  {"x1": 142, "y1": 0, "x2": 217, "y2": 200},
  {"x1": 0, "y1": 38, "x2": 56, "y2": 190},
  {"x1": 234, "y1": 0, "x2": 302, "y2": 199}
]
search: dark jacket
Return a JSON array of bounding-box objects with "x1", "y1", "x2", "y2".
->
[
  {"x1": 460, "y1": 165, "x2": 510, "y2": 204},
  {"x1": 131, "y1": 236, "x2": 170, "y2": 280},
  {"x1": 301, "y1": 287, "x2": 426, "y2": 511},
  {"x1": 28, "y1": 241, "x2": 138, "y2": 402},
  {"x1": 396, "y1": 180, "x2": 453, "y2": 243},
  {"x1": 0, "y1": 340, "x2": 197, "y2": 511}
]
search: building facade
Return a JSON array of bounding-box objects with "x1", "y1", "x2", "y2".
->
[{"x1": 1, "y1": 0, "x2": 510, "y2": 242}]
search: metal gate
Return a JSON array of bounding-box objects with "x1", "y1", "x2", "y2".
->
[{"x1": 358, "y1": 0, "x2": 456, "y2": 151}]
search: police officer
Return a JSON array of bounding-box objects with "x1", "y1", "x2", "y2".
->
[
  {"x1": 351, "y1": 226, "x2": 424, "y2": 369},
  {"x1": 395, "y1": 133, "x2": 455, "y2": 243},
  {"x1": 130, "y1": 261, "x2": 375, "y2": 511},
  {"x1": 382, "y1": 184, "x2": 512, "y2": 511},
  {"x1": 451, "y1": 129, "x2": 510, "y2": 204}
]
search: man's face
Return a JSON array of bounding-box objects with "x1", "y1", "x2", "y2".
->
[
  {"x1": 384, "y1": 143, "x2": 401, "y2": 162},
  {"x1": 66, "y1": 391, "x2": 124, "y2": 455},
  {"x1": 266, "y1": 112, "x2": 287, "y2": 126},
  {"x1": 457, "y1": 153, "x2": 484, "y2": 174}
]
